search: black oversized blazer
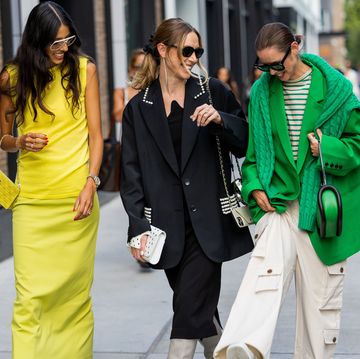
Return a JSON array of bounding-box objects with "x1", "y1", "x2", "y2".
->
[{"x1": 120, "y1": 76, "x2": 253, "y2": 269}]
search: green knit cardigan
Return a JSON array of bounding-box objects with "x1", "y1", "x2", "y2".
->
[{"x1": 250, "y1": 53, "x2": 360, "y2": 231}]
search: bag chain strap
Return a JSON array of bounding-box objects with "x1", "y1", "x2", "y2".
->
[{"x1": 205, "y1": 79, "x2": 233, "y2": 201}]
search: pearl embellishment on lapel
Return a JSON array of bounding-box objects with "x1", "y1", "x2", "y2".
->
[
  {"x1": 142, "y1": 87, "x2": 153, "y2": 105},
  {"x1": 194, "y1": 80, "x2": 206, "y2": 99}
]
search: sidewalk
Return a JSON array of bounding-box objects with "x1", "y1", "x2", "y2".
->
[{"x1": 0, "y1": 196, "x2": 359, "y2": 358}]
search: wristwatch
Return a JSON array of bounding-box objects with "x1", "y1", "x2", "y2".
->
[{"x1": 87, "y1": 174, "x2": 101, "y2": 189}]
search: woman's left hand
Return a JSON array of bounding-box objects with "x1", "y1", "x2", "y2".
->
[
  {"x1": 307, "y1": 128, "x2": 323, "y2": 157},
  {"x1": 73, "y1": 179, "x2": 96, "y2": 221},
  {"x1": 190, "y1": 104, "x2": 222, "y2": 127}
]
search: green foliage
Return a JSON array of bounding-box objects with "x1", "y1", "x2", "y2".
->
[{"x1": 345, "y1": 0, "x2": 360, "y2": 66}]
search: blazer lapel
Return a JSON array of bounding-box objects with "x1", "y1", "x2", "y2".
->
[
  {"x1": 139, "y1": 80, "x2": 180, "y2": 176},
  {"x1": 269, "y1": 78, "x2": 296, "y2": 170},
  {"x1": 296, "y1": 67, "x2": 325, "y2": 174},
  {"x1": 181, "y1": 77, "x2": 206, "y2": 173}
]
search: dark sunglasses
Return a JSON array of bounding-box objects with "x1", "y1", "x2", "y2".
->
[
  {"x1": 254, "y1": 46, "x2": 291, "y2": 72},
  {"x1": 170, "y1": 45, "x2": 204, "y2": 59}
]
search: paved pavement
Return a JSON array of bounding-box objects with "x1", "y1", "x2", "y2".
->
[
  {"x1": 0, "y1": 209, "x2": 12, "y2": 261},
  {"x1": 0, "y1": 195, "x2": 359, "y2": 358}
]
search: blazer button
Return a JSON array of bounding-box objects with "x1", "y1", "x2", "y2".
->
[
  {"x1": 184, "y1": 179, "x2": 190, "y2": 186},
  {"x1": 330, "y1": 163, "x2": 334, "y2": 168},
  {"x1": 335, "y1": 164, "x2": 339, "y2": 169},
  {"x1": 325, "y1": 162, "x2": 329, "y2": 166},
  {"x1": 340, "y1": 267, "x2": 344, "y2": 273},
  {"x1": 267, "y1": 268, "x2": 272, "y2": 274},
  {"x1": 339, "y1": 165, "x2": 343, "y2": 169},
  {"x1": 332, "y1": 337, "x2": 337, "y2": 343},
  {"x1": 190, "y1": 205, "x2": 197, "y2": 213}
]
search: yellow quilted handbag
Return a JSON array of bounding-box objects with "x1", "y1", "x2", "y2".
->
[{"x1": 0, "y1": 170, "x2": 20, "y2": 209}]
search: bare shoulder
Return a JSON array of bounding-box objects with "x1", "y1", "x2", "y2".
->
[
  {"x1": 0, "y1": 69, "x2": 10, "y2": 84},
  {"x1": 0, "y1": 68, "x2": 11, "y2": 90},
  {"x1": 86, "y1": 61, "x2": 97, "y2": 76}
]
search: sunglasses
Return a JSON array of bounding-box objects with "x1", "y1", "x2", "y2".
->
[
  {"x1": 170, "y1": 45, "x2": 204, "y2": 59},
  {"x1": 49, "y1": 35, "x2": 76, "y2": 51},
  {"x1": 254, "y1": 46, "x2": 291, "y2": 72}
]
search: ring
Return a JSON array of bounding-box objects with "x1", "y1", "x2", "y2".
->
[{"x1": 87, "y1": 210, "x2": 91, "y2": 215}]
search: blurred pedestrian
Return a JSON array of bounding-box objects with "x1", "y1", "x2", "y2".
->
[
  {"x1": 244, "y1": 66, "x2": 262, "y2": 114},
  {"x1": 0, "y1": 2, "x2": 102, "y2": 358},
  {"x1": 112, "y1": 49, "x2": 151, "y2": 270},
  {"x1": 215, "y1": 22, "x2": 360, "y2": 359},
  {"x1": 344, "y1": 59, "x2": 360, "y2": 99},
  {"x1": 215, "y1": 66, "x2": 241, "y2": 101},
  {"x1": 112, "y1": 48, "x2": 145, "y2": 141},
  {"x1": 120, "y1": 17, "x2": 253, "y2": 359}
]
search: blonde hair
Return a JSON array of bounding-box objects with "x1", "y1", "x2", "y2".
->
[{"x1": 131, "y1": 18, "x2": 208, "y2": 90}]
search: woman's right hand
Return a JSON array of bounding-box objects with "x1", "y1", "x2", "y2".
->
[
  {"x1": 252, "y1": 190, "x2": 276, "y2": 212},
  {"x1": 18, "y1": 133, "x2": 48, "y2": 152},
  {"x1": 130, "y1": 234, "x2": 149, "y2": 262}
]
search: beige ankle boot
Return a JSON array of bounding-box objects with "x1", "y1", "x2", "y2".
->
[
  {"x1": 167, "y1": 338, "x2": 197, "y2": 359},
  {"x1": 199, "y1": 317, "x2": 222, "y2": 358},
  {"x1": 200, "y1": 333, "x2": 221, "y2": 358}
]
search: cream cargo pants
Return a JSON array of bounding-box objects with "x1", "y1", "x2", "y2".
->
[{"x1": 215, "y1": 201, "x2": 346, "y2": 359}]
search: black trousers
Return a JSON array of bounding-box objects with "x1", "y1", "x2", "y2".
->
[{"x1": 165, "y1": 224, "x2": 222, "y2": 339}]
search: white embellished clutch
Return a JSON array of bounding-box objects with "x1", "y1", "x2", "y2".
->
[
  {"x1": 143, "y1": 225, "x2": 166, "y2": 264},
  {"x1": 128, "y1": 225, "x2": 166, "y2": 265}
]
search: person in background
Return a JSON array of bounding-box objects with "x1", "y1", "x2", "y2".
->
[
  {"x1": 344, "y1": 59, "x2": 360, "y2": 99},
  {"x1": 244, "y1": 66, "x2": 262, "y2": 115},
  {"x1": 113, "y1": 48, "x2": 151, "y2": 271},
  {"x1": 215, "y1": 22, "x2": 360, "y2": 359},
  {"x1": 120, "y1": 17, "x2": 253, "y2": 359},
  {"x1": 112, "y1": 49, "x2": 145, "y2": 141},
  {"x1": 215, "y1": 66, "x2": 241, "y2": 102},
  {"x1": 0, "y1": 2, "x2": 102, "y2": 358}
]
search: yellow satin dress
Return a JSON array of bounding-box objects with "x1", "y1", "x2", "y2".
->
[{"x1": 8, "y1": 57, "x2": 99, "y2": 359}]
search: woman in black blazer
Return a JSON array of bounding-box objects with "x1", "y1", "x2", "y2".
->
[{"x1": 120, "y1": 18, "x2": 253, "y2": 359}]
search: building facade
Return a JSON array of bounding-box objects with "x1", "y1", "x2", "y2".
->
[
  {"x1": 1, "y1": 0, "x2": 277, "y2": 177},
  {"x1": 319, "y1": 0, "x2": 346, "y2": 69},
  {"x1": 273, "y1": 0, "x2": 321, "y2": 53},
  {"x1": 0, "y1": 0, "x2": 330, "y2": 178}
]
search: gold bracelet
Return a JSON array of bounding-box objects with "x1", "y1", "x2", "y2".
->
[
  {"x1": 0, "y1": 134, "x2": 13, "y2": 150},
  {"x1": 15, "y1": 136, "x2": 22, "y2": 150}
]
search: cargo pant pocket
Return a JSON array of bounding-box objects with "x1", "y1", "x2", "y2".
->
[
  {"x1": 323, "y1": 328, "x2": 340, "y2": 345},
  {"x1": 255, "y1": 266, "x2": 282, "y2": 293},
  {"x1": 320, "y1": 261, "x2": 346, "y2": 310}
]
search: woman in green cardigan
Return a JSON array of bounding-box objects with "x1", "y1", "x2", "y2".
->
[{"x1": 215, "y1": 22, "x2": 360, "y2": 359}]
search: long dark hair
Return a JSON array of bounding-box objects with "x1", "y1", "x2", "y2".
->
[{"x1": 1, "y1": 1, "x2": 85, "y2": 124}]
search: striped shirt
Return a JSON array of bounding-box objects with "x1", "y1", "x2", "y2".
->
[{"x1": 282, "y1": 69, "x2": 312, "y2": 161}]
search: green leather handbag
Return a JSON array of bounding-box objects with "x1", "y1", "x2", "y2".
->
[{"x1": 316, "y1": 141, "x2": 342, "y2": 238}]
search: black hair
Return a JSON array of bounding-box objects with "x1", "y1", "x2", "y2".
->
[{"x1": 1, "y1": 1, "x2": 87, "y2": 124}]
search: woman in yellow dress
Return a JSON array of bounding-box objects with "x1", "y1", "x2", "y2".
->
[{"x1": 0, "y1": 2, "x2": 103, "y2": 358}]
